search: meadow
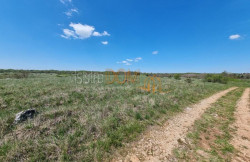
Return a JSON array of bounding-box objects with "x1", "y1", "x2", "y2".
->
[{"x1": 0, "y1": 72, "x2": 249, "y2": 161}]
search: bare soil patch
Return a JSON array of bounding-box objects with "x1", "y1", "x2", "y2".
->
[{"x1": 232, "y1": 88, "x2": 250, "y2": 161}]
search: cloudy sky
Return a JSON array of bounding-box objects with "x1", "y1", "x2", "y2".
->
[{"x1": 0, "y1": 0, "x2": 249, "y2": 73}]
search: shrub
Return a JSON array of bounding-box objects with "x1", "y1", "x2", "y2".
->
[
  {"x1": 135, "y1": 112, "x2": 143, "y2": 120},
  {"x1": 204, "y1": 74, "x2": 228, "y2": 84},
  {"x1": 0, "y1": 71, "x2": 29, "y2": 79},
  {"x1": 174, "y1": 74, "x2": 181, "y2": 80},
  {"x1": 185, "y1": 78, "x2": 192, "y2": 84}
]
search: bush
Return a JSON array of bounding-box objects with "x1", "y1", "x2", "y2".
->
[
  {"x1": 0, "y1": 71, "x2": 29, "y2": 79},
  {"x1": 174, "y1": 74, "x2": 181, "y2": 80},
  {"x1": 204, "y1": 74, "x2": 228, "y2": 84},
  {"x1": 135, "y1": 112, "x2": 143, "y2": 120},
  {"x1": 185, "y1": 78, "x2": 192, "y2": 84}
]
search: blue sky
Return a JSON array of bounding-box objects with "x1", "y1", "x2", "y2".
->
[{"x1": 0, "y1": 0, "x2": 249, "y2": 73}]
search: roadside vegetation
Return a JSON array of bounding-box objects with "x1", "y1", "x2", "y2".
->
[
  {"x1": 0, "y1": 70, "x2": 249, "y2": 161},
  {"x1": 172, "y1": 88, "x2": 244, "y2": 161}
]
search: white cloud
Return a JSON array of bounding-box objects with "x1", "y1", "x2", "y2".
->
[
  {"x1": 65, "y1": 8, "x2": 78, "y2": 17},
  {"x1": 71, "y1": 8, "x2": 78, "y2": 12},
  {"x1": 117, "y1": 57, "x2": 142, "y2": 66},
  {"x1": 60, "y1": 0, "x2": 78, "y2": 18},
  {"x1": 102, "y1": 31, "x2": 110, "y2": 36},
  {"x1": 134, "y1": 57, "x2": 142, "y2": 62},
  {"x1": 61, "y1": 29, "x2": 77, "y2": 39},
  {"x1": 70, "y1": 23, "x2": 95, "y2": 39},
  {"x1": 152, "y1": 50, "x2": 159, "y2": 55},
  {"x1": 61, "y1": 23, "x2": 110, "y2": 40},
  {"x1": 61, "y1": 23, "x2": 94, "y2": 39},
  {"x1": 117, "y1": 61, "x2": 130, "y2": 65},
  {"x1": 93, "y1": 31, "x2": 111, "y2": 37},
  {"x1": 60, "y1": 0, "x2": 72, "y2": 4},
  {"x1": 93, "y1": 32, "x2": 102, "y2": 36},
  {"x1": 122, "y1": 61, "x2": 131, "y2": 65},
  {"x1": 229, "y1": 34, "x2": 241, "y2": 40},
  {"x1": 65, "y1": 12, "x2": 72, "y2": 17},
  {"x1": 101, "y1": 41, "x2": 108, "y2": 45}
]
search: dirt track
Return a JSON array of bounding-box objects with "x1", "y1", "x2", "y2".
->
[
  {"x1": 112, "y1": 87, "x2": 237, "y2": 162},
  {"x1": 232, "y1": 88, "x2": 250, "y2": 162}
]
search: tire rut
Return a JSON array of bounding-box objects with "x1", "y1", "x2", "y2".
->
[
  {"x1": 112, "y1": 87, "x2": 237, "y2": 162},
  {"x1": 232, "y1": 88, "x2": 250, "y2": 162}
]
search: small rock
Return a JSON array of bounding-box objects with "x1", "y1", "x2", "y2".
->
[
  {"x1": 14, "y1": 109, "x2": 37, "y2": 124},
  {"x1": 212, "y1": 113, "x2": 218, "y2": 118},
  {"x1": 177, "y1": 138, "x2": 187, "y2": 145}
]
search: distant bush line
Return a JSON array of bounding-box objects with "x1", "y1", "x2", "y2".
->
[
  {"x1": 0, "y1": 69, "x2": 249, "y2": 81},
  {"x1": 203, "y1": 74, "x2": 229, "y2": 84}
]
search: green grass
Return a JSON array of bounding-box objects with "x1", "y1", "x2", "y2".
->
[
  {"x1": 173, "y1": 88, "x2": 245, "y2": 161},
  {"x1": 0, "y1": 73, "x2": 249, "y2": 161}
]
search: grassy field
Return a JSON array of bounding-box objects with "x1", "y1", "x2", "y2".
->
[{"x1": 0, "y1": 73, "x2": 248, "y2": 161}]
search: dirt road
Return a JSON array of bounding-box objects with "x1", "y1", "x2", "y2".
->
[
  {"x1": 112, "y1": 87, "x2": 237, "y2": 162},
  {"x1": 232, "y1": 88, "x2": 250, "y2": 162}
]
